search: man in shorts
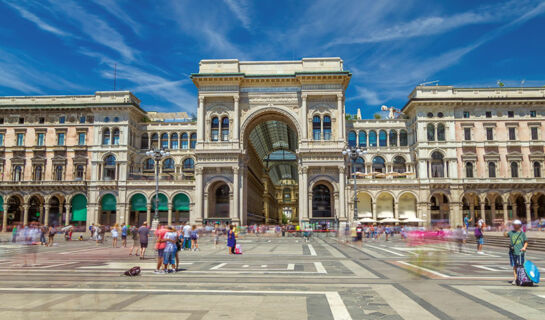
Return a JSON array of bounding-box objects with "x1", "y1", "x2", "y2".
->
[
  {"x1": 504, "y1": 220, "x2": 528, "y2": 285},
  {"x1": 129, "y1": 225, "x2": 140, "y2": 256},
  {"x1": 138, "y1": 222, "x2": 150, "y2": 259},
  {"x1": 121, "y1": 223, "x2": 128, "y2": 248}
]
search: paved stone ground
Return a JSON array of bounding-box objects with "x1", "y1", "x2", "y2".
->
[{"x1": 0, "y1": 233, "x2": 544, "y2": 319}]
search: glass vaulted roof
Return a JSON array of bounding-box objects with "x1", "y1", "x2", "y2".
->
[{"x1": 249, "y1": 121, "x2": 298, "y2": 185}]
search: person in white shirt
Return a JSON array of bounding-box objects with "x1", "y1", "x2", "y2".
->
[{"x1": 182, "y1": 223, "x2": 192, "y2": 250}]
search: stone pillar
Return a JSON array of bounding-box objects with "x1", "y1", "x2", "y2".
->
[
  {"x1": 372, "y1": 201, "x2": 377, "y2": 220},
  {"x1": 194, "y1": 167, "x2": 203, "y2": 223},
  {"x1": 64, "y1": 203, "x2": 71, "y2": 226},
  {"x1": 233, "y1": 96, "x2": 240, "y2": 142},
  {"x1": 203, "y1": 193, "x2": 209, "y2": 221},
  {"x1": 44, "y1": 205, "x2": 50, "y2": 226},
  {"x1": 526, "y1": 201, "x2": 532, "y2": 228},
  {"x1": 512, "y1": 204, "x2": 517, "y2": 219},
  {"x1": 394, "y1": 201, "x2": 399, "y2": 220},
  {"x1": 338, "y1": 166, "x2": 346, "y2": 222},
  {"x1": 23, "y1": 204, "x2": 29, "y2": 226},
  {"x1": 302, "y1": 167, "x2": 309, "y2": 221},
  {"x1": 491, "y1": 202, "x2": 496, "y2": 222},
  {"x1": 450, "y1": 202, "x2": 462, "y2": 227},
  {"x1": 198, "y1": 96, "x2": 205, "y2": 142},
  {"x1": 232, "y1": 167, "x2": 240, "y2": 222},
  {"x1": 301, "y1": 94, "x2": 308, "y2": 140},
  {"x1": 298, "y1": 167, "x2": 305, "y2": 224},
  {"x1": 2, "y1": 204, "x2": 8, "y2": 232},
  {"x1": 337, "y1": 94, "x2": 344, "y2": 139},
  {"x1": 480, "y1": 201, "x2": 486, "y2": 223},
  {"x1": 167, "y1": 203, "x2": 173, "y2": 226},
  {"x1": 503, "y1": 201, "x2": 509, "y2": 224},
  {"x1": 469, "y1": 199, "x2": 475, "y2": 225},
  {"x1": 146, "y1": 204, "x2": 151, "y2": 225}
]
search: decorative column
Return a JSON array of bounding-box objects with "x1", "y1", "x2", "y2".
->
[
  {"x1": 64, "y1": 203, "x2": 71, "y2": 226},
  {"x1": 450, "y1": 202, "x2": 462, "y2": 227},
  {"x1": 167, "y1": 203, "x2": 173, "y2": 226},
  {"x1": 194, "y1": 167, "x2": 203, "y2": 223},
  {"x1": 23, "y1": 204, "x2": 29, "y2": 226},
  {"x1": 233, "y1": 96, "x2": 240, "y2": 142},
  {"x1": 491, "y1": 201, "x2": 496, "y2": 223},
  {"x1": 203, "y1": 193, "x2": 209, "y2": 220},
  {"x1": 372, "y1": 201, "x2": 377, "y2": 220},
  {"x1": 394, "y1": 201, "x2": 399, "y2": 220},
  {"x1": 232, "y1": 167, "x2": 240, "y2": 222},
  {"x1": 503, "y1": 201, "x2": 509, "y2": 224},
  {"x1": 337, "y1": 93, "x2": 344, "y2": 139},
  {"x1": 301, "y1": 94, "x2": 308, "y2": 140},
  {"x1": 469, "y1": 199, "x2": 475, "y2": 225},
  {"x1": 198, "y1": 96, "x2": 205, "y2": 142},
  {"x1": 338, "y1": 166, "x2": 346, "y2": 222},
  {"x1": 302, "y1": 167, "x2": 309, "y2": 221},
  {"x1": 480, "y1": 201, "x2": 486, "y2": 223},
  {"x1": 44, "y1": 204, "x2": 50, "y2": 226},
  {"x1": 525, "y1": 201, "x2": 532, "y2": 228},
  {"x1": 146, "y1": 204, "x2": 151, "y2": 225},
  {"x1": 238, "y1": 165, "x2": 247, "y2": 225},
  {"x1": 298, "y1": 167, "x2": 304, "y2": 224},
  {"x1": 2, "y1": 204, "x2": 8, "y2": 232}
]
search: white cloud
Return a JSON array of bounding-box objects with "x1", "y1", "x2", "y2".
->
[
  {"x1": 3, "y1": 1, "x2": 71, "y2": 37},
  {"x1": 223, "y1": 0, "x2": 251, "y2": 30},
  {"x1": 92, "y1": 0, "x2": 143, "y2": 35},
  {"x1": 350, "y1": 87, "x2": 382, "y2": 106}
]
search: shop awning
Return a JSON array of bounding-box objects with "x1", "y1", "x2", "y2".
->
[
  {"x1": 101, "y1": 194, "x2": 117, "y2": 211},
  {"x1": 130, "y1": 194, "x2": 147, "y2": 212},
  {"x1": 173, "y1": 193, "x2": 190, "y2": 211},
  {"x1": 71, "y1": 194, "x2": 87, "y2": 221}
]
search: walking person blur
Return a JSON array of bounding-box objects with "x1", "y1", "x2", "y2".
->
[
  {"x1": 138, "y1": 222, "x2": 150, "y2": 259},
  {"x1": 475, "y1": 219, "x2": 485, "y2": 254},
  {"x1": 191, "y1": 225, "x2": 199, "y2": 251},
  {"x1": 47, "y1": 225, "x2": 56, "y2": 247},
  {"x1": 111, "y1": 223, "x2": 119, "y2": 248},
  {"x1": 129, "y1": 224, "x2": 140, "y2": 256},
  {"x1": 227, "y1": 224, "x2": 236, "y2": 254},
  {"x1": 121, "y1": 223, "x2": 128, "y2": 248},
  {"x1": 453, "y1": 225, "x2": 466, "y2": 253},
  {"x1": 163, "y1": 226, "x2": 178, "y2": 273},
  {"x1": 504, "y1": 220, "x2": 528, "y2": 285},
  {"x1": 11, "y1": 224, "x2": 18, "y2": 243},
  {"x1": 154, "y1": 224, "x2": 167, "y2": 274},
  {"x1": 182, "y1": 222, "x2": 192, "y2": 250},
  {"x1": 39, "y1": 224, "x2": 47, "y2": 245},
  {"x1": 213, "y1": 223, "x2": 220, "y2": 248}
]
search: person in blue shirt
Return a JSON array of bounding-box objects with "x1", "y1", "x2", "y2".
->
[
  {"x1": 463, "y1": 215, "x2": 472, "y2": 229},
  {"x1": 121, "y1": 223, "x2": 128, "y2": 248},
  {"x1": 504, "y1": 220, "x2": 528, "y2": 285}
]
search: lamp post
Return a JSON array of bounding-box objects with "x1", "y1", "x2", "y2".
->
[
  {"x1": 342, "y1": 146, "x2": 365, "y2": 224},
  {"x1": 146, "y1": 148, "x2": 170, "y2": 230}
]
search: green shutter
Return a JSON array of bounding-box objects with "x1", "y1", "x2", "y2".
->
[
  {"x1": 101, "y1": 194, "x2": 117, "y2": 211},
  {"x1": 130, "y1": 194, "x2": 147, "y2": 212},
  {"x1": 173, "y1": 193, "x2": 190, "y2": 211},
  {"x1": 151, "y1": 193, "x2": 168, "y2": 211},
  {"x1": 71, "y1": 194, "x2": 87, "y2": 221}
]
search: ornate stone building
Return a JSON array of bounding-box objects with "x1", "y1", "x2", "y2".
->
[{"x1": 0, "y1": 58, "x2": 544, "y2": 230}]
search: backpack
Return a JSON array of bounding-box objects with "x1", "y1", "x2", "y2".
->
[
  {"x1": 474, "y1": 227, "x2": 482, "y2": 238},
  {"x1": 516, "y1": 265, "x2": 533, "y2": 286},
  {"x1": 124, "y1": 266, "x2": 141, "y2": 277}
]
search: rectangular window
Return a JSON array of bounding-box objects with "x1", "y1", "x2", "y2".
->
[
  {"x1": 463, "y1": 111, "x2": 470, "y2": 118},
  {"x1": 0, "y1": 118, "x2": 4, "y2": 124},
  {"x1": 79, "y1": 116, "x2": 86, "y2": 124},
  {"x1": 508, "y1": 111, "x2": 514, "y2": 118},
  {"x1": 57, "y1": 133, "x2": 65, "y2": 146},
  {"x1": 464, "y1": 128, "x2": 471, "y2": 141},
  {"x1": 37, "y1": 133, "x2": 45, "y2": 146},
  {"x1": 486, "y1": 128, "x2": 493, "y2": 141},
  {"x1": 18, "y1": 117, "x2": 24, "y2": 124},
  {"x1": 0, "y1": 133, "x2": 4, "y2": 146},
  {"x1": 485, "y1": 111, "x2": 492, "y2": 118},
  {"x1": 78, "y1": 133, "x2": 86, "y2": 145},
  {"x1": 530, "y1": 110, "x2": 537, "y2": 118},
  {"x1": 59, "y1": 116, "x2": 65, "y2": 124},
  {"x1": 531, "y1": 127, "x2": 539, "y2": 140},
  {"x1": 508, "y1": 127, "x2": 516, "y2": 140},
  {"x1": 39, "y1": 117, "x2": 45, "y2": 124},
  {"x1": 16, "y1": 133, "x2": 24, "y2": 146}
]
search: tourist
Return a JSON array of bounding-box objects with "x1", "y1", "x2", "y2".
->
[
  {"x1": 453, "y1": 225, "x2": 466, "y2": 253},
  {"x1": 154, "y1": 224, "x2": 167, "y2": 274},
  {"x1": 47, "y1": 225, "x2": 56, "y2": 247},
  {"x1": 385, "y1": 225, "x2": 391, "y2": 241},
  {"x1": 504, "y1": 220, "x2": 528, "y2": 285},
  {"x1": 356, "y1": 223, "x2": 363, "y2": 244},
  {"x1": 227, "y1": 224, "x2": 236, "y2": 254},
  {"x1": 121, "y1": 223, "x2": 128, "y2": 248},
  {"x1": 89, "y1": 223, "x2": 94, "y2": 240},
  {"x1": 111, "y1": 223, "x2": 119, "y2": 248},
  {"x1": 190, "y1": 225, "x2": 199, "y2": 251},
  {"x1": 475, "y1": 219, "x2": 485, "y2": 254},
  {"x1": 463, "y1": 215, "x2": 472, "y2": 230},
  {"x1": 39, "y1": 224, "x2": 47, "y2": 245},
  {"x1": 214, "y1": 223, "x2": 220, "y2": 248},
  {"x1": 182, "y1": 222, "x2": 192, "y2": 250},
  {"x1": 138, "y1": 222, "x2": 150, "y2": 259},
  {"x1": 129, "y1": 224, "x2": 140, "y2": 256},
  {"x1": 163, "y1": 226, "x2": 178, "y2": 273},
  {"x1": 11, "y1": 224, "x2": 18, "y2": 243}
]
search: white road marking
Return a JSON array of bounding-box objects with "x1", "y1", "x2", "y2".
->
[
  {"x1": 314, "y1": 262, "x2": 327, "y2": 274},
  {"x1": 261, "y1": 265, "x2": 267, "y2": 268},
  {"x1": 472, "y1": 265, "x2": 500, "y2": 272},
  {"x1": 340, "y1": 260, "x2": 378, "y2": 279},
  {"x1": 287, "y1": 263, "x2": 295, "y2": 270},
  {"x1": 396, "y1": 261, "x2": 451, "y2": 278},
  {"x1": 242, "y1": 264, "x2": 249, "y2": 268},
  {"x1": 308, "y1": 244, "x2": 317, "y2": 256},
  {"x1": 210, "y1": 262, "x2": 226, "y2": 270},
  {"x1": 0, "y1": 287, "x2": 352, "y2": 319},
  {"x1": 367, "y1": 245, "x2": 405, "y2": 256},
  {"x1": 538, "y1": 295, "x2": 545, "y2": 299},
  {"x1": 374, "y1": 285, "x2": 438, "y2": 320},
  {"x1": 59, "y1": 247, "x2": 106, "y2": 255},
  {"x1": 80, "y1": 262, "x2": 193, "y2": 269}
]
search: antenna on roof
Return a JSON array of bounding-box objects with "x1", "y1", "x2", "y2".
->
[
  {"x1": 419, "y1": 80, "x2": 439, "y2": 86},
  {"x1": 521, "y1": 79, "x2": 525, "y2": 88},
  {"x1": 113, "y1": 63, "x2": 117, "y2": 91}
]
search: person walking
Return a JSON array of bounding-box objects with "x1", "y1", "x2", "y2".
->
[
  {"x1": 89, "y1": 223, "x2": 94, "y2": 240},
  {"x1": 111, "y1": 223, "x2": 119, "y2": 248},
  {"x1": 121, "y1": 223, "x2": 128, "y2": 248},
  {"x1": 182, "y1": 222, "x2": 192, "y2": 251},
  {"x1": 475, "y1": 220, "x2": 485, "y2": 254},
  {"x1": 163, "y1": 226, "x2": 178, "y2": 273},
  {"x1": 214, "y1": 223, "x2": 220, "y2": 248},
  {"x1": 129, "y1": 225, "x2": 140, "y2": 256},
  {"x1": 154, "y1": 224, "x2": 168, "y2": 274},
  {"x1": 39, "y1": 224, "x2": 47, "y2": 245},
  {"x1": 453, "y1": 225, "x2": 466, "y2": 253},
  {"x1": 47, "y1": 225, "x2": 56, "y2": 247},
  {"x1": 11, "y1": 224, "x2": 18, "y2": 243},
  {"x1": 138, "y1": 222, "x2": 150, "y2": 259},
  {"x1": 191, "y1": 225, "x2": 199, "y2": 251},
  {"x1": 504, "y1": 220, "x2": 528, "y2": 285},
  {"x1": 227, "y1": 224, "x2": 236, "y2": 254}
]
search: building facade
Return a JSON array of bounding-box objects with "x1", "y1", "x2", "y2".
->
[{"x1": 0, "y1": 58, "x2": 544, "y2": 230}]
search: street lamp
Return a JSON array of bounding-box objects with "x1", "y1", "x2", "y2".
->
[
  {"x1": 342, "y1": 146, "x2": 366, "y2": 224},
  {"x1": 146, "y1": 148, "x2": 170, "y2": 230}
]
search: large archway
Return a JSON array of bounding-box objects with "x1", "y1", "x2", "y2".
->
[
  {"x1": 129, "y1": 193, "x2": 147, "y2": 226},
  {"x1": 430, "y1": 193, "x2": 449, "y2": 226},
  {"x1": 376, "y1": 192, "x2": 394, "y2": 219},
  {"x1": 173, "y1": 193, "x2": 190, "y2": 224},
  {"x1": 28, "y1": 195, "x2": 44, "y2": 224},
  {"x1": 398, "y1": 192, "x2": 417, "y2": 219},
  {"x1": 208, "y1": 181, "x2": 230, "y2": 220},
  {"x1": 357, "y1": 192, "x2": 372, "y2": 218},
  {"x1": 100, "y1": 194, "x2": 117, "y2": 226},
  {"x1": 7, "y1": 195, "x2": 23, "y2": 226},
  {"x1": 71, "y1": 194, "x2": 87, "y2": 226}
]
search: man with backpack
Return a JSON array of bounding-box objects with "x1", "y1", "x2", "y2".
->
[{"x1": 504, "y1": 220, "x2": 528, "y2": 285}]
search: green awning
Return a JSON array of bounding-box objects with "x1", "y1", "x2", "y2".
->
[
  {"x1": 131, "y1": 194, "x2": 147, "y2": 212},
  {"x1": 173, "y1": 193, "x2": 190, "y2": 211},
  {"x1": 101, "y1": 194, "x2": 117, "y2": 211},
  {"x1": 71, "y1": 194, "x2": 87, "y2": 221},
  {"x1": 151, "y1": 193, "x2": 168, "y2": 211},
  {"x1": 0, "y1": 196, "x2": 3, "y2": 211}
]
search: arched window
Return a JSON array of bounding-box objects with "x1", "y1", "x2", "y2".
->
[
  {"x1": 354, "y1": 157, "x2": 365, "y2": 175},
  {"x1": 162, "y1": 158, "x2": 175, "y2": 172},
  {"x1": 13, "y1": 165, "x2": 22, "y2": 181},
  {"x1": 76, "y1": 165, "x2": 84, "y2": 180},
  {"x1": 399, "y1": 130, "x2": 408, "y2": 146},
  {"x1": 437, "y1": 124, "x2": 445, "y2": 141},
  {"x1": 211, "y1": 117, "x2": 219, "y2": 141},
  {"x1": 34, "y1": 165, "x2": 42, "y2": 181},
  {"x1": 181, "y1": 133, "x2": 189, "y2": 149},
  {"x1": 393, "y1": 156, "x2": 406, "y2": 173},
  {"x1": 55, "y1": 165, "x2": 63, "y2": 181},
  {"x1": 465, "y1": 162, "x2": 474, "y2": 178},
  {"x1": 348, "y1": 131, "x2": 357, "y2": 147},
  {"x1": 160, "y1": 133, "x2": 169, "y2": 149},
  {"x1": 283, "y1": 188, "x2": 291, "y2": 202},
  {"x1": 183, "y1": 158, "x2": 195, "y2": 170},
  {"x1": 170, "y1": 133, "x2": 178, "y2": 149},
  {"x1": 511, "y1": 162, "x2": 519, "y2": 178},
  {"x1": 102, "y1": 128, "x2": 110, "y2": 145},
  {"x1": 323, "y1": 115, "x2": 331, "y2": 140},
  {"x1": 144, "y1": 158, "x2": 154, "y2": 171},
  {"x1": 534, "y1": 161, "x2": 541, "y2": 178},
  {"x1": 103, "y1": 155, "x2": 116, "y2": 180},
  {"x1": 431, "y1": 151, "x2": 444, "y2": 178},
  {"x1": 312, "y1": 116, "x2": 321, "y2": 140},
  {"x1": 151, "y1": 133, "x2": 158, "y2": 148},
  {"x1": 112, "y1": 128, "x2": 120, "y2": 145},
  {"x1": 379, "y1": 130, "x2": 387, "y2": 147},
  {"x1": 358, "y1": 131, "x2": 367, "y2": 147},
  {"x1": 372, "y1": 156, "x2": 385, "y2": 173},
  {"x1": 141, "y1": 133, "x2": 149, "y2": 149},
  {"x1": 427, "y1": 123, "x2": 435, "y2": 141},
  {"x1": 369, "y1": 130, "x2": 377, "y2": 147},
  {"x1": 312, "y1": 184, "x2": 332, "y2": 218},
  {"x1": 190, "y1": 133, "x2": 197, "y2": 149},
  {"x1": 389, "y1": 130, "x2": 398, "y2": 146},
  {"x1": 488, "y1": 162, "x2": 496, "y2": 178},
  {"x1": 221, "y1": 117, "x2": 229, "y2": 141}
]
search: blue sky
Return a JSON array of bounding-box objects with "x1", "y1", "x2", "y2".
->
[{"x1": 1, "y1": 0, "x2": 545, "y2": 118}]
